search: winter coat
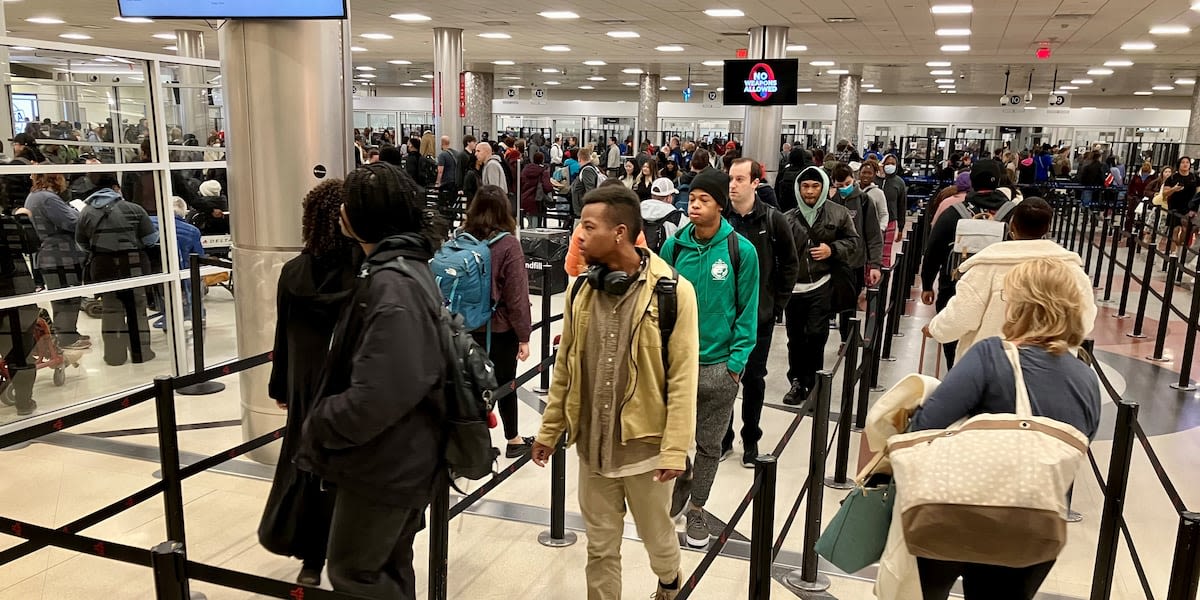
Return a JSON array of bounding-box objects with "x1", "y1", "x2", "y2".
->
[
  {"x1": 920, "y1": 190, "x2": 1012, "y2": 293},
  {"x1": 880, "y1": 173, "x2": 908, "y2": 228},
  {"x1": 24, "y1": 189, "x2": 85, "y2": 276},
  {"x1": 775, "y1": 164, "x2": 805, "y2": 213},
  {"x1": 1128, "y1": 171, "x2": 1154, "y2": 201},
  {"x1": 862, "y1": 183, "x2": 890, "y2": 231},
  {"x1": 724, "y1": 197, "x2": 799, "y2": 323},
  {"x1": 481, "y1": 233, "x2": 532, "y2": 342},
  {"x1": 296, "y1": 234, "x2": 446, "y2": 509},
  {"x1": 76, "y1": 188, "x2": 156, "y2": 282},
  {"x1": 481, "y1": 155, "x2": 509, "y2": 191},
  {"x1": 659, "y1": 219, "x2": 760, "y2": 375},
  {"x1": 755, "y1": 182, "x2": 779, "y2": 208},
  {"x1": 832, "y1": 187, "x2": 883, "y2": 269},
  {"x1": 927, "y1": 240, "x2": 1097, "y2": 362},
  {"x1": 519, "y1": 163, "x2": 553, "y2": 215}
]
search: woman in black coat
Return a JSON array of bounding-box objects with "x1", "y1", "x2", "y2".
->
[{"x1": 260, "y1": 179, "x2": 360, "y2": 586}]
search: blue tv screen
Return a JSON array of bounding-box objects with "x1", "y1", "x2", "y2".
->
[{"x1": 118, "y1": 0, "x2": 348, "y2": 19}]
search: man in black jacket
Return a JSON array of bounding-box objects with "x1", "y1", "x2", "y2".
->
[
  {"x1": 775, "y1": 147, "x2": 811, "y2": 213},
  {"x1": 920, "y1": 159, "x2": 1014, "y2": 368},
  {"x1": 1076, "y1": 149, "x2": 1106, "y2": 208},
  {"x1": 782, "y1": 166, "x2": 863, "y2": 405},
  {"x1": 722, "y1": 158, "x2": 799, "y2": 465},
  {"x1": 829, "y1": 163, "x2": 883, "y2": 341},
  {"x1": 296, "y1": 163, "x2": 446, "y2": 600}
]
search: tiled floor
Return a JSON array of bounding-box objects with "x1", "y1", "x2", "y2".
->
[{"x1": 0, "y1": 230, "x2": 1197, "y2": 599}]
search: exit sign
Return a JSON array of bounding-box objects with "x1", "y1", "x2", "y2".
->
[{"x1": 736, "y1": 48, "x2": 748, "y2": 58}]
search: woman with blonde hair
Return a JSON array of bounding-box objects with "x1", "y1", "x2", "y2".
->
[
  {"x1": 906, "y1": 257, "x2": 1101, "y2": 599},
  {"x1": 419, "y1": 131, "x2": 436, "y2": 158},
  {"x1": 24, "y1": 173, "x2": 88, "y2": 350}
]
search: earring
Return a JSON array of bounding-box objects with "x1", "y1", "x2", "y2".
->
[{"x1": 616, "y1": 236, "x2": 622, "y2": 244}]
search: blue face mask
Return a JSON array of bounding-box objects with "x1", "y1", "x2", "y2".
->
[{"x1": 838, "y1": 184, "x2": 855, "y2": 198}]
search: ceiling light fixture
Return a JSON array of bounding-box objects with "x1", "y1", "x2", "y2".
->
[
  {"x1": 542, "y1": 45, "x2": 571, "y2": 52},
  {"x1": 390, "y1": 13, "x2": 431, "y2": 21},
  {"x1": 26, "y1": 17, "x2": 65, "y2": 24},
  {"x1": 478, "y1": 32, "x2": 512, "y2": 39},
  {"x1": 588, "y1": 76, "x2": 607, "y2": 81},
  {"x1": 1150, "y1": 25, "x2": 1190, "y2": 35},
  {"x1": 934, "y1": 78, "x2": 955, "y2": 83},
  {"x1": 704, "y1": 9, "x2": 745, "y2": 17},
  {"x1": 1176, "y1": 78, "x2": 1196, "y2": 85},
  {"x1": 607, "y1": 31, "x2": 640, "y2": 38},
  {"x1": 861, "y1": 82, "x2": 875, "y2": 87},
  {"x1": 656, "y1": 45, "x2": 685, "y2": 52},
  {"x1": 930, "y1": 69, "x2": 954, "y2": 76},
  {"x1": 717, "y1": 87, "x2": 724, "y2": 91},
  {"x1": 622, "y1": 81, "x2": 638, "y2": 86},
  {"x1": 940, "y1": 44, "x2": 970, "y2": 52},
  {"x1": 359, "y1": 74, "x2": 376, "y2": 79},
  {"x1": 538, "y1": 11, "x2": 579, "y2": 19},
  {"x1": 544, "y1": 80, "x2": 560, "y2": 85},
  {"x1": 867, "y1": 88, "x2": 883, "y2": 93},
  {"x1": 935, "y1": 28, "x2": 971, "y2": 36},
  {"x1": 660, "y1": 85, "x2": 668, "y2": 90},
  {"x1": 1087, "y1": 68, "x2": 1114, "y2": 75},
  {"x1": 421, "y1": 74, "x2": 434, "y2": 78},
  {"x1": 388, "y1": 59, "x2": 413, "y2": 65},
  {"x1": 693, "y1": 82, "x2": 709, "y2": 86},
  {"x1": 1121, "y1": 41, "x2": 1156, "y2": 50},
  {"x1": 622, "y1": 67, "x2": 644, "y2": 74},
  {"x1": 409, "y1": 79, "x2": 425, "y2": 83},
  {"x1": 827, "y1": 69, "x2": 850, "y2": 75},
  {"x1": 584, "y1": 60, "x2": 606, "y2": 66},
  {"x1": 1070, "y1": 79, "x2": 1093, "y2": 84},
  {"x1": 113, "y1": 17, "x2": 153, "y2": 23},
  {"x1": 664, "y1": 75, "x2": 682, "y2": 81},
  {"x1": 500, "y1": 76, "x2": 520, "y2": 80},
  {"x1": 930, "y1": 5, "x2": 973, "y2": 14},
  {"x1": 152, "y1": 33, "x2": 177, "y2": 40},
  {"x1": 702, "y1": 60, "x2": 724, "y2": 66},
  {"x1": 579, "y1": 85, "x2": 594, "y2": 90},
  {"x1": 60, "y1": 33, "x2": 92, "y2": 40},
  {"x1": 1103, "y1": 60, "x2": 1134, "y2": 67},
  {"x1": 1152, "y1": 85, "x2": 1175, "y2": 91},
  {"x1": 10, "y1": 46, "x2": 34, "y2": 51},
  {"x1": 355, "y1": 66, "x2": 376, "y2": 71},
  {"x1": 1060, "y1": 85, "x2": 1079, "y2": 90},
  {"x1": 162, "y1": 45, "x2": 177, "y2": 51},
  {"x1": 492, "y1": 60, "x2": 515, "y2": 65},
  {"x1": 351, "y1": 47, "x2": 367, "y2": 52},
  {"x1": 361, "y1": 33, "x2": 393, "y2": 40},
  {"x1": 1134, "y1": 91, "x2": 1154, "y2": 95},
  {"x1": 541, "y1": 67, "x2": 559, "y2": 73},
  {"x1": 797, "y1": 88, "x2": 813, "y2": 92},
  {"x1": 926, "y1": 61, "x2": 952, "y2": 67},
  {"x1": 786, "y1": 44, "x2": 808, "y2": 52},
  {"x1": 401, "y1": 83, "x2": 415, "y2": 87},
  {"x1": 938, "y1": 84, "x2": 956, "y2": 89},
  {"x1": 810, "y1": 60, "x2": 835, "y2": 67}
]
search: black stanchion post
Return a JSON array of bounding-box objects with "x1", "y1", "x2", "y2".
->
[
  {"x1": 1129, "y1": 233, "x2": 1159, "y2": 338},
  {"x1": 428, "y1": 477, "x2": 450, "y2": 600},
  {"x1": 898, "y1": 239, "x2": 913, "y2": 315},
  {"x1": 1103, "y1": 225, "x2": 1121, "y2": 303},
  {"x1": 889, "y1": 252, "x2": 907, "y2": 335},
  {"x1": 1082, "y1": 208, "x2": 1098, "y2": 273},
  {"x1": 853, "y1": 295, "x2": 876, "y2": 433},
  {"x1": 908, "y1": 214, "x2": 923, "y2": 290},
  {"x1": 177, "y1": 256, "x2": 224, "y2": 396},
  {"x1": 151, "y1": 541, "x2": 191, "y2": 600},
  {"x1": 1149, "y1": 256, "x2": 1179, "y2": 361},
  {"x1": 1063, "y1": 201, "x2": 1076, "y2": 250},
  {"x1": 1094, "y1": 216, "x2": 1111, "y2": 289},
  {"x1": 826, "y1": 322, "x2": 860, "y2": 490},
  {"x1": 1116, "y1": 228, "x2": 1138, "y2": 319},
  {"x1": 534, "y1": 264, "x2": 552, "y2": 393},
  {"x1": 1171, "y1": 271, "x2": 1200, "y2": 390},
  {"x1": 782, "y1": 372, "x2": 833, "y2": 594},
  {"x1": 748, "y1": 455, "x2": 778, "y2": 600},
  {"x1": 1166, "y1": 512, "x2": 1200, "y2": 600},
  {"x1": 1089, "y1": 400, "x2": 1139, "y2": 600},
  {"x1": 538, "y1": 434, "x2": 577, "y2": 547},
  {"x1": 154, "y1": 377, "x2": 188, "y2": 546},
  {"x1": 868, "y1": 274, "x2": 888, "y2": 392}
]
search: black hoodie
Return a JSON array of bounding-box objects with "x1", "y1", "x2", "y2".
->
[{"x1": 920, "y1": 190, "x2": 1012, "y2": 293}]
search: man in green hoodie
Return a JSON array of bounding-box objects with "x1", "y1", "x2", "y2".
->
[{"x1": 659, "y1": 168, "x2": 759, "y2": 549}]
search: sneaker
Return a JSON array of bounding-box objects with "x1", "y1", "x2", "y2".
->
[
  {"x1": 685, "y1": 508, "x2": 710, "y2": 548},
  {"x1": 782, "y1": 381, "x2": 806, "y2": 406},
  {"x1": 153, "y1": 318, "x2": 165, "y2": 330},
  {"x1": 741, "y1": 443, "x2": 758, "y2": 469},
  {"x1": 16, "y1": 401, "x2": 36, "y2": 416},
  {"x1": 61, "y1": 339, "x2": 92, "y2": 351},
  {"x1": 654, "y1": 573, "x2": 683, "y2": 600},
  {"x1": 719, "y1": 447, "x2": 734, "y2": 462},
  {"x1": 297, "y1": 567, "x2": 321, "y2": 587},
  {"x1": 505, "y1": 436, "x2": 534, "y2": 458},
  {"x1": 670, "y1": 476, "x2": 693, "y2": 519}
]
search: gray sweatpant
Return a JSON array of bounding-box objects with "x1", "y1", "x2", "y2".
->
[{"x1": 690, "y1": 362, "x2": 740, "y2": 507}]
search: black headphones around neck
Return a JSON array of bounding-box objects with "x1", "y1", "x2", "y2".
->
[{"x1": 586, "y1": 253, "x2": 648, "y2": 296}]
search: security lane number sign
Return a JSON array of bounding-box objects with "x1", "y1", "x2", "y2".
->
[
  {"x1": 703, "y1": 90, "x2": 720, "y2": 108},
  {"x1": 1001, "y1": 94, "x2": 1025, "y2": 113},
  {"x1": 1048, "y1": 93, "x2": 1071, "y2": 113},
  {"x1": 532, "y1": 87, "x2": 547, "y2": 105}
]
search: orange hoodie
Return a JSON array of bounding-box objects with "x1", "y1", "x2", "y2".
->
[{"x1": 564, "y1": 224, "x2": 648, "y2": 276}]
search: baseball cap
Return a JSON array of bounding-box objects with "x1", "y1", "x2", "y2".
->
[
  {"x1": 650, "y1": 177, "x2": 677, "y2": 197},
  {"x1": 10, "y1": 133, "x2": 36, "y2": 146}
]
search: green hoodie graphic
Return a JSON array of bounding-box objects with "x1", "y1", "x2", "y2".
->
[{"x1": 659, "y1": 218, "x2": 760, "y2": 374}]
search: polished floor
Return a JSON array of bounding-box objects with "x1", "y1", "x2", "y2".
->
[{"x1": 0, "y1": 241, "x2": 1196, "y2": 599}]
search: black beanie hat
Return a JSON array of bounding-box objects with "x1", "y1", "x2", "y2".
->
[
  {"x1": 690, "y1": 168, "x2": 730, "y2": 209},
  {"x1": 970, "y1": 159, "x2": 1002, "y2": 192},
  {"x1": 342, "y1": 163, "x2": 423, "y2": 243},
  {"x1": 788, "y1": 147, "x2": 808, "y2": 168}
]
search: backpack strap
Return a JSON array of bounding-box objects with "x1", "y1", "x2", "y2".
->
[
  {"x1": 486, "y1": 231, "x2": 510, "y2": 245},
  {"x1": 568, "y1": 275, "x2": 588, "y2": 316},
  {"x1": 993, "y1": 201, "x2": 1016, "y2": 222},
  {"x1": 950, "y1": 201, "x2": 974, "y2": 220},
  {"x1": 726, "y1": 233, "x2": 741, "y2": 300},
  {"x1": 654, "y1": 268, "x2": 679, "y2": 405}
]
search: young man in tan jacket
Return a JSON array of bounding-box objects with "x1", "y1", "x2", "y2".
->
[{"x1": 532, "y1": 185, "x2": 699, "y2": 600}]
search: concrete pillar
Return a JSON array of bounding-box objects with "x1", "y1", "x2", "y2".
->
[
  {"x1": 637, "y1": 73, "x2": 660, "y2": 144},
  {"x1": 833, "y1": 73, "x2": 862, "y2": 154},
  {"x1": 433, "y1": 28, "x2": 463, "y2": 148},
  {"x1": 743, "y1": 25, "x2": 788, "y2": 183},
  {"x1": 463, "y1": 71, "x2": 493, "y2": 140},
  {"x1": 0, "y1": 6, "x2": 14, "y2": 145},
  {"x1": 175, "y1": 30, "x2": 210, "y2": 140},
  {"x1": 219, "y1": 19, "x2": 353, "y2": 463},
  {"x1": 54, "y1": 72, "x2": 80, "y2": 125},
  {"x1": 1187, "y1": 83, "x2": 1200, "y2": 155}
]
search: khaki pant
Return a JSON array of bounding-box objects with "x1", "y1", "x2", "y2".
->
[{"x1": 578, "y1": 460, "x2": 681, "y2": 600}]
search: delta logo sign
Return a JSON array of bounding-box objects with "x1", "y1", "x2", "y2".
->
[{"x1": 743, "y1": 63, "x2": 779, "y2": 102}]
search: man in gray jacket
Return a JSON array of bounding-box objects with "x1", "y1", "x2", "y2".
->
[
  {"x1": 478, "y1": 142, "x2": 508, "y2": 192},
  {"x1": 76, "y1": 173, "x2": 157, "y2": 366}
]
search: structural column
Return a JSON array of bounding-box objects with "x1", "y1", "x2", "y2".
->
[
  {"x1": 0, "y1": 6, "x2": 14, "y2": 143},
  {"x1": 462, "y1": 71, "x2": 493, "y2": 140},
  {"x1": 219, "y1": 19, "x2": 353, "y2": 463},
  {"x1": 743, "y1": 25, "x2": 788, "y2": 183},
  {"x1": 53, "y1": 72, "x2": 80, "y2": 125},
  {"x1": 1187, "y1": 83, "x2": 1200, "y2": 156},
  {"x1": 433, "y1": 28, "x2": 463, "y2": 147},
  {"x1": 175, "y1": 30, "x2": 210, "y2": 141},
  {"x1": 833, "y1": 73, "x2": 862, "y2": 154},
  {"x1": 637, "y1": 73, "x2": 660, "y2": 144}
]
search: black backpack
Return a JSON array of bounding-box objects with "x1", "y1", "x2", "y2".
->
[
  {"x1": 419, "y1": 155, "x2": 439, "y2": 187},
  {"x1": 374, "y1": 257, "x2": 500, "y2": 483},
  {"x1": 642, "y1": 209, "x2": 683, "y2": 254}
]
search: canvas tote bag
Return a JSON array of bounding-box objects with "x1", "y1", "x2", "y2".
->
[{"x1": 886, "y1": 341, "x2": 1090, "y2": 568}]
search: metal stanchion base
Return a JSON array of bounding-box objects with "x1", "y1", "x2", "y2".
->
[
  {"x1": 782, "y1": 570, "x2": 831, "y2": 594},
  {"x1": 1113, "y1": 313, "x2": 1130, "y2": 320},
  {"x1": 893, "y1": 331, "x2": 905, "y2": 337},
  {"x1": 538, "y1": 530, "x2": 578, "y2": 548},
  {"x1": 532, "y1": 386, "x2": 549, "y2": 394},
  {"x1": 190, "y1": 593, "x2": 207, "y2": 600},
  {"x1": 881, "y1": 357, "x2": 897, "y2": 362},
  {"x1": 1066, "y1": 511, "x2": 1084, "y2": 523},
  {"x1": 824, "y1": 477, "x2": 856, "y2": 490},
  {"x1": 176, "y1": 381, "x2": 226, "y2": 396},
  {"x1": 1170, "y1": 383, "x2": 1198, "y2": 391},
  {"x1": 850, "y1": 426, "x2": 863, "y2": 433},
  {"x1": 1126, "y1": 333, "x2": 1147, "y2": 339},
  {"x1": 1147, "y1": 355, "x2": 1173, "y2": 363},
  {"x1": 870, "y1": 385, "x2": 887, "y2": 392}
]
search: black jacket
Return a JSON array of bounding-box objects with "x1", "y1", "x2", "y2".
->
[
  {"x1": 1077, "y1": 159, "x2": 1106, "y2": 187},
  {"x1": 784, "y1": 202, "x2": 863, "y2": 287},
  {"x1": 725, "y1": 197, "x2": 800, "y2": 322},
  {"x1": 296, "y1": 234, "x2": 447, "y2": 509},
  {"x1": 920, "y1": 190, "x2": 1011, "y2": 293},
  {"x1": 831, "y1": 187, "x2": 883, "y2": 270},
  {"x1": 775, "y1": 164, "x2": 806, "y2": 213},
  {"x1": 756, "y1": 182, "x2": 779, "y2": 208}
]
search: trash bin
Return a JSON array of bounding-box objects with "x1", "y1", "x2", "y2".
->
[{"x1": 521, "y1": 227, "x2": 569, "y2": 295}]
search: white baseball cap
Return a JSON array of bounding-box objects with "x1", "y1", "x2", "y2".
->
[{"x1": 650, "y1": 177, "x2": 677, "y2": 197}]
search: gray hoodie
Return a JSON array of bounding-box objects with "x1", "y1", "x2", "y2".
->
[{"x1": 76, "y1": 188, "x2": 157, "y2": 254}]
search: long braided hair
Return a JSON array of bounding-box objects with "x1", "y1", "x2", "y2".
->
[
  {"x1": 300, "y1": 179, "x2": 355, "y2": 261},
  {"x1": 343, "y1": 162, "x2": 443, "y2": 249}
]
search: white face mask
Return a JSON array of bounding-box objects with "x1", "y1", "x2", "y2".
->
[{"x1": 884, "y1": 164, "x2": 897, "y2": 175}]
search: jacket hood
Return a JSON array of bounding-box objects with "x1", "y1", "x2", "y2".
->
[
  {"x1": 795, "y1": 166, "x2": 830, "y2": 206},
  {"x1": 85, "y1": 187, "x2": 122, "y2": 208},
  {"x1": 641, "y1": 199, "x2": 679, "y2": 221},
  {"x1": 364, "y1": 232, "x2": 434, "y2": 271},
  {"x1": 281, "y1": 252, "x2": 360, "y2": 305},
  {"x1": 958, "y1": 239, "x2": 1083, "y2": 272},
  {"x1": 673, "y1": 218, "x2": 734, "y2": 251},
  {"x1": 964, "y1": 190, "x2": 1009, "y2": 211}
]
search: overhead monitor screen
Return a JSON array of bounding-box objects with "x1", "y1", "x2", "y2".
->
[
  {"x1": 721, "y1": 59, "x2": 799, "y2": 106},
  {"x1": 117, "y1": 0, "x2": 348, "y2": 19}
]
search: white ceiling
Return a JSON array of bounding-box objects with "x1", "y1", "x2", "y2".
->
[{"x1": 4, "y1": 0, "x2": 1200, "y2": 98}]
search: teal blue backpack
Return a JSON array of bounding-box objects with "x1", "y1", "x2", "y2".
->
[{"x1": 431, "y1": 231, "x2": 509, "y2": 332}]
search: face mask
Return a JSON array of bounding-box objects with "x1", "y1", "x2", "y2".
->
[
  {"x1": 838, "y1": 184, "x2": 855, "y2": 198},
  {"x1": 884, "y1": 164, "x2": 897, "y2": 175}
]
